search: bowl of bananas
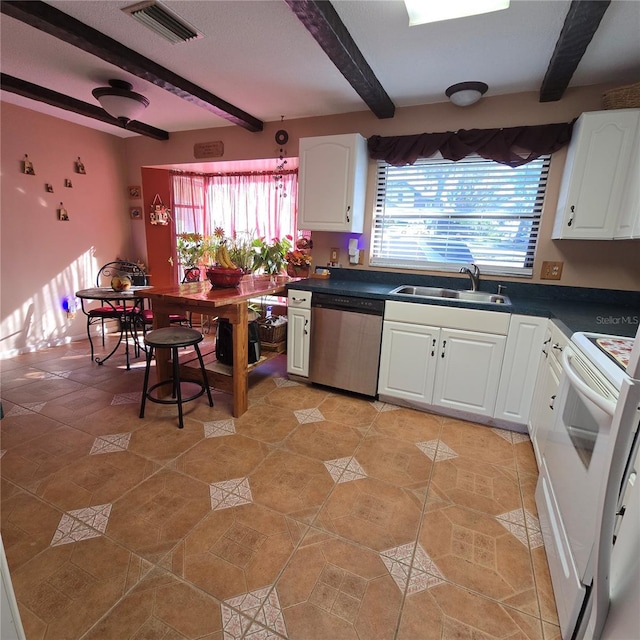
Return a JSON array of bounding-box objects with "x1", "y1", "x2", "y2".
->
[{"x1": 206, "y1": 263, "x2": 244, "y2": 288}]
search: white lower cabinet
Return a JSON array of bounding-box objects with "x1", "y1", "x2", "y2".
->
[
  {"x1": 377, "y1": 321, "x2": 439, "y2": 403},
  {"x1": 432, "y1": 328, "x2": 506, "y2": 417},
  {"x1": 494, "y1": 315, "x2": 548, "y2": 425},
  {"x1": 287, "y1": 290, "x2": 311, "y2": 377},
  {"x1": 529, "y1": 321, "x2": 567, "y2": 466},
  {"x1": 378, "y1": 302, "x2": 508, "y2": 418}
]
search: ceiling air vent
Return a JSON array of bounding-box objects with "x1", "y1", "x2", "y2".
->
[{"x1": 122, "y1": 1, "x2": 203, "y2": 44}]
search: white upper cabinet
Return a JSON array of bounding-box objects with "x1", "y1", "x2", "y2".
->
[
  {"x1": 615, "y1": 119, "x2": 640, "y2": 239},
  {"x1": 297, "y1": 134, "x2": 368, "y2": 233},
  {"x1": 552, "y1": 109, "x2": 640, "y2": 240}
]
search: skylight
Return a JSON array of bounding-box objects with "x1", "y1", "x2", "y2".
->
[{"x1": 404, "y1": 0, "x2": 510, "y2": 26}]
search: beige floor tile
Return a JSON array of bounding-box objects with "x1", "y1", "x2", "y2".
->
[
  {"x1": 172, "y1": 502, "x2": 303, "y2": 601},
  {"x1": 0, "y1": 366, "x2": 61, "y2": 391},
  {"x1": 106, "y1": 469, "x2": 212, "y2": 563},
  {"x1": 1, "y1": 489, "x2": 65, "y2": 571},
  {"x1": 37, "y1": 386, "x2": 119, "y2": 423},
  {"x1": 127, "y1": 419, "x2": 205, "y2": 464},
  {"x1": 397, "y1": 582, "x2": 544, "y2": 639},
  {"x1": 515, "y1": 440, "x2": 540, "y2": 476},
  {"x1": 317, "y1": 394, "x2": 380, "y2": 427},
  {"x1": 265, "y1": 383, "x2": 332, "y2": 412},
  {"x1": 234, "y1": 404, "x2": 300, "y2": 444},
  {"x1": 315, "y1": 477, "x2": 423, "y2": 552},
  {"x1": 370, "y1": 406, "x2": 442, "y2": 443},
  {"x1": 175, "y1": 433, "x2": 271, "y2": 484},
  {"x1": 35, "y1": 450, "x2": 160, "y2": 511},
  {"x1": 542, "y1": 621, "x2": 562, "y2": 640},
  {"x1": 428, "y1": 454, "x2": 524, "y2": 516},
  {"x1": 277, "y1": 532, "x2": 401, "y2": 640},
  {"x1": 419, "y1": 503, "x2": 540, "y2": 618},
  {"x1": 0, "y1": 410, "x2": 66, "y2": 451},
  {"x1": 82, "y1": 567, "x2": 223, "y2": 640},
  {"x1": 1, "y1": 376, "x2": 87, "y2": 405},
  {"x1": 248, "y1": 449, "x2": 336, "y2": 522},
  {"x1": 11, "y1": 535, "x2": 150, "y2": 640},
  {"x1": 355, "y1": 434, "x2": 434, "y2": 487},
  {"x1": 441, "y1": 418, "x2": 517, "y2": 469},
  {"x1": 0, "y1": 425, "x2": 96, "y2": 492},
  {"x1": 283, "y1": 420, "x2": 363, "y2": 461}
]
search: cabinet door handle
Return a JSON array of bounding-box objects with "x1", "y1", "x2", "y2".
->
[
  {"x1": 304, "y1": 319, "x2": 309, "y2": 335},
  {"x1": 550, "y1": 394, "x2": 556, "y2": 410},
  {"x1": 431, "y1": 338, "x2": 436, "y2": 357},
  {"x1": 346, "y1": 205, "x2": 351, "y2": 223},
  {"x1": 568, "y1": 205, "x2": 575, "y2": 227},
  {"x1": 441, "y1": 340, "x2": 447, "y2": 358},
  {"x1": 552, "y1": 343, "x2": 563, "y2": 352}
]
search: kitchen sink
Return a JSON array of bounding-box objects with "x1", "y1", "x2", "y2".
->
[{"x1": 389, "y1": 285, "x2": 511, "y2": 306}]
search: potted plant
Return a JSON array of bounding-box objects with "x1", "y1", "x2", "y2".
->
[
  {"x1": 251, "y1": 235, "x2": 293, "y2": 276},
  {"x1": 176, "y1": 233, "x2": 206, "y2": 268},
  {"x1": 285, "y1": 249, "x2": 312, "y2": 277}
]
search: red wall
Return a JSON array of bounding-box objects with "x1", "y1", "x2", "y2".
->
[{"x1": 141, "y1": 167, "x2": 175, "y2": 287}]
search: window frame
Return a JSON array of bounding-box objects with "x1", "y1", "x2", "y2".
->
[{"x1": 370, "y1": 154, "x2": 551, "y2": 277}]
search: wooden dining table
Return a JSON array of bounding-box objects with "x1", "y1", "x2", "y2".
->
[{"x1": 144, "y1": 275, "x2": 291, "y2": 417}]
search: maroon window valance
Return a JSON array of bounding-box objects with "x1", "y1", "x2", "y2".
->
[{"x1": 367, "y1": 121, "x2": 575, "y2": 168}]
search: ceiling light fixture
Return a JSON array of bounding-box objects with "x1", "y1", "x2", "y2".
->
[
  {"x1": 404, "y1": 0, "x2": 510, "y2": 26},
  {"x1": 92, "y1": 79, "x2": 149, "y2": 125},
  {"x1": 445, "y1": 81, "x2": 489, "y2": 107}
]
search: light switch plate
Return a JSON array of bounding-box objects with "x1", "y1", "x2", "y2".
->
[{"x1": 330, "y1": 247, "x2": 339, "y2": 263}]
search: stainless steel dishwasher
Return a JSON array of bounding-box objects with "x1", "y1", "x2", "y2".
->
[{"x1": 309, "y1": 293, "x2": 385, "y2": 397}]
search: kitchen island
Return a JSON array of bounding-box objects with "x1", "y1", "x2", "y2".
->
[{"x1": 145, "y1": 275, "x2": 291, "y2": 417}]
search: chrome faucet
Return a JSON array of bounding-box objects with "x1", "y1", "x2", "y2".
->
[{"x1": 460, "y1": 263, "x2": 480, "y2": 291}]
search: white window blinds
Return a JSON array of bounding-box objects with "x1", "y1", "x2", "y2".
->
[{"x1": 371, "y1": 155, "x2": 550, "y2": 276}]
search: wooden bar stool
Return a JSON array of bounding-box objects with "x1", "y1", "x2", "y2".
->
[{"x1": 139, "y1": 327, "x2": 213, "y2": 429}]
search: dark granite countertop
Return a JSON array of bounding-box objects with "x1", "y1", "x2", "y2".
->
[{"x1": 287, "y1": 268, "x2": 640, "y2": 338}]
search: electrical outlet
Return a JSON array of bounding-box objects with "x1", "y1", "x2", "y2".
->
[
  {"x1": 541, "y1": 261, "x2": 563, "y2": 280},
  {"x1": 330, "y1": 247, "x2": 339, "y2": 264}
]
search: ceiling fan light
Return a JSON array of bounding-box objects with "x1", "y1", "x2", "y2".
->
[
  {"x1": 445, "y1": 81, "x2": 489, "y2": 106},
  {"x1": 92, "y1": 79, "x2": 149, "y2": 124}
]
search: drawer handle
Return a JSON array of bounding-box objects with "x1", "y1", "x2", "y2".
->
[
  {"x1": 431, "y1": 338, "x2": 436, "y2": 357},
  {"x1": 552, "y1": 343, "x2": 563, "y2": 352},
  {"x1": 441, "y1": 340, "x2": 447, "y2": 358},
  {"x1": 568, "y1": 205, "x2": 575, "y2": 227},
  {"x1": 292, "y1": 296, "x2": 307, "y2": 303},
  {"x1": 550, "y1": 394, "x2": 556, "y2": 410}
]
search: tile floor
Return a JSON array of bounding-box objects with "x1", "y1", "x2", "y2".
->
[{"x1": 1, "y1": 336, "x2": 560, "y2": 640}]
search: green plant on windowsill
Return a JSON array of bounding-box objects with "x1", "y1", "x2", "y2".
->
[
  {"x1": 176, "y1": 233, "x2": 206, "y2": 268},
  {"x1": 252, "y1": 235, "x2": 293, "y2": 276}
]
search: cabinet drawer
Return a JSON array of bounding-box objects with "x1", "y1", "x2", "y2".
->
[
  {"x1": 288, "y1": 290, "x2": 312, "y2": 309},
  {"x1": 384, "y1": 301, "x2": 510, "y2": 334}
]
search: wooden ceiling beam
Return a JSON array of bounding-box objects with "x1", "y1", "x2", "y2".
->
[
  {"x1": 1, "y1": 0, "x2": 263, "y2": 132},
  {"x1": 284, "y1": 0, "x2": 395, "y2": 119},
  {"x1": 1, "y1": 73, "x2": 170, "y2": 140},
  {"x1": 540, "y1": 0, "x2": 611, "y2": 102}
]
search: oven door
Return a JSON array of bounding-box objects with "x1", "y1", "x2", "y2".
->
[
  {"x1": 537, "y1": 346, "x2": 619, "y2": 638},
  {"x1": 543, "y1": 346, "x2": 618, "y2": 579}
]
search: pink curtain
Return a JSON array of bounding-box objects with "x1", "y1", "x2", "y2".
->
[{"x1": 171, "y1": 169, "x2": 298, "y2": 242}]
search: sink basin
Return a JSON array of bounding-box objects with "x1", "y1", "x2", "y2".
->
[{"x1": 389, "y1": 285, "x2": 511, "y2": 306}]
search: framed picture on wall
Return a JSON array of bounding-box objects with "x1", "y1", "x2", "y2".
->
[
  {"x1": 128, "y1": 186, "x2": 141, "y2": 199},
  {"x1": 130, "y1": 207, "x2": 142, "y2": 220}
]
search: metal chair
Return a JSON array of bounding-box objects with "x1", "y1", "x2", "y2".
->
[{"x1": 85, "y1": 261, "x2": 148, "y2": 361}]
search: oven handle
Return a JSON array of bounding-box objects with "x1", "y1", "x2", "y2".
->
[{"x1": 561, "y1": 349, "x2": 617, "y2": 416}]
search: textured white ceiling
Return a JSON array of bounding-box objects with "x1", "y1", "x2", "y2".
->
[{"x1": 1, "y1": 0, "x2": 639, "y2": 138}]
